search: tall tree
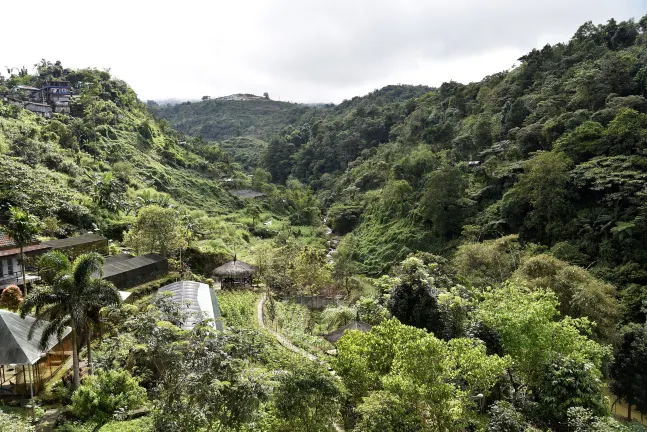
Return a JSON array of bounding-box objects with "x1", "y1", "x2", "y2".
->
[
  {"x1": 124, "y1": 205, "x2": 185, "y2": 257},
  {"x1": 21, "y1": 253, "x2": 121, "y2": 389},
  {"x1": 609, "y1": 323, "x2": 647, "y2": 420},
  {"x1": 1, "y1": 207, "x2": 40, "y2": 296}
]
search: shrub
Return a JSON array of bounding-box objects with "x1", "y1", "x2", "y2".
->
[
  {"x1": 0, "y1": 410, "x2": 34, "y2": 432},
  {"x1": 71, "y1": 370, "x2": 147, "y2": 426},
  {"x1": 0, "y1": 285, "x2": 23, "y2": 312}
]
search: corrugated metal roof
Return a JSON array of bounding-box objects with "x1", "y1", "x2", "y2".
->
[
  {"x1": 101, "y1": 254, "x2": 166, "y2": 279},
  {"x1": 157, "y1": 281, "x2": 223, "y2": 331},
  {"x1": 0, "y1": 310, "x2": 71, "y2": 365},
  {"x1": 42, "y1": 233, "x2": 106, "y2": 249}
]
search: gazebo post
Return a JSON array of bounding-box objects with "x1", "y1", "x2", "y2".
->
[{"x1": 27, "y1": 363, "x2": 34, "y2": 420}]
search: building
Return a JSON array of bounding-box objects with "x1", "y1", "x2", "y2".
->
[
  {"x1": 43, "y1": 233, "x2": 109, "y2": 258},
  {"x1": 22, "y1": 102, "x2": 52, "y2": 118},
  {"x1": 101, "y1": 253, "x2": 168, "y2": 289},
  {"x1": 157, "y1": 281, "x2": 224, "y2": 331},
  {"x1": 212, "y1": 257, "x2": 257, "y2": 289},
  {"x1": 0, "y1": 309, "x2": 72, "y2": 396},
  {"x1": 0, "y1": 233, "x2": 50, "y2": 290},
  {"x1": 42, "y1": 81, "x2": 71, "y2": 114}
]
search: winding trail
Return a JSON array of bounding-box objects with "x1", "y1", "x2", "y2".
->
[
  {"x1": 256, "y1": 293, "x2": 345, "y2": 431},
  {"x1": 256, "y1": 293, "x2": 319, "y2": 362}
]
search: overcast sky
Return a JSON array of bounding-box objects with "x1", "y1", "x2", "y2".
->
[{"x1": 3, "y1": 1, "x2": 646, "y2": 103}]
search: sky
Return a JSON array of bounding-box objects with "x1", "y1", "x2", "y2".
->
[{"x1": 3, "y1": 1, "x2": 646, "y2": 103}]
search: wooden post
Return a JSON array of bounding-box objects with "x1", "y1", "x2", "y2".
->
[{"x1": 27, "y1": 364, "x2": 34, "y2": 420}]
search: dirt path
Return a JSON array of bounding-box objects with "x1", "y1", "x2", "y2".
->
[
  {"x1": 256, "y1": 294, "x2": 345, "y2": 431},
  {"x1": 256, "y1": 293, "x2": 319, "y2": 362}
]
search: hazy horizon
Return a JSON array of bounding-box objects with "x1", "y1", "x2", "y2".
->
[{"x1": 3, "y1": 0, "x2": 646, "y2": 104}]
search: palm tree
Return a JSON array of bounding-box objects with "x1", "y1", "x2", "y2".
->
[
  {"x1": 21, "y1": 252, "x2": 121, "y2": 389},
  {"x1": 1, "y1": 207, "x2": 40, "y2": 296}
]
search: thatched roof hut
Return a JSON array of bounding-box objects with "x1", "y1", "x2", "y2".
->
[
  {"x1": 323, "y1": 321, "x2": 373, "y2": 345},
  {"x1": 212, "y1": 257, "x2": 257, "y2": 288},
  {"x1": 212, "y1": 259, "x2": 257, "y2": 278}
]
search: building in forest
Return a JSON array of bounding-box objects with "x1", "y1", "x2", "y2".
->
[
  {"x1": 157, "y1": 280, "x2": 224, "y2": 331},
  {"x1": 101, "y1": 253, "x2": 168, "y2": 289},
  {"x1": 212, "y1": 257, "x2": 257, "y2": 289},
  {"x1": 0, "y1": 310, "x2": 72, "y2": 396},
  {"x1": 43, "y1": 233, "x2": 109, "y2": 258}
]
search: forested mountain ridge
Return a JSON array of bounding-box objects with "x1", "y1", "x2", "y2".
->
[
  {"x1": 261, "y1": 17, "x2": 647, "y2": 284},
  {"x1": 0, "y1": 62, "x2": 247, "y2": 240}
]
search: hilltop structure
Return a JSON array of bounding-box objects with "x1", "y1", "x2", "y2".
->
[{"x1": 1, "y1": 80, "x2": 71, "y2": 117}]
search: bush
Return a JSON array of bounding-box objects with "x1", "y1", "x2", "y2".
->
[
  {"x1": 0, "y1": 285, "x2": 23, "y2": 311},
  {"x1": 71, "y1": 370, "x2": 147, "y2": 426},
  {"x1": 0, "y1": 410, "x2": 34, "y2": 432}
]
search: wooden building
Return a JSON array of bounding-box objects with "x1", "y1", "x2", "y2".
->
[{"x1": 0, "y1": 310, "x2": 72, "y2": 396}]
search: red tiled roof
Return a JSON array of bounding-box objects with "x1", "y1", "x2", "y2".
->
[
  {"x1": 0, "y1": 233, "x2": 16, "y2": 249},
  {"x1": 0, "y1": 244, "x2": 51, "y2": 258}
]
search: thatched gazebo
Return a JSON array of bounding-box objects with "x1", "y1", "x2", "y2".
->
[{"x1": 212, "y1": 257, "x2": 257, "y2": 289}]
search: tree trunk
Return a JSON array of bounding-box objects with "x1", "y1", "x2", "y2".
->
[
  {"x1": 628, "y1": 402, "x2": 632, "y2": 421},
  {"x1": 72, "y1": 328, "x2": 80, "y2": 389},
  {"x1": 86, "y1": 326, "x2": 94, "y2": 375},
  {"x1": 20, "y1": 247, "x2": 27, "y2": 297}
]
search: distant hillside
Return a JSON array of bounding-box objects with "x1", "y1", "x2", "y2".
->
[
  {"x1": 151, "y1": 98, "x2": 316, "y2": 142},
  {"x1": 150, "y1": 85, "x2": 434, "y2": 143}
]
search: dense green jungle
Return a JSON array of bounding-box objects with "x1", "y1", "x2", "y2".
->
[{"x1": 2, "y1": 14, "x2": 647, "y2": 432}]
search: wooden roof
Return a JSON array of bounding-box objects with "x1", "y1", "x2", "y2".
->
[{"x1": 212, "y1": 259, "x2": 257, "y2": 277}]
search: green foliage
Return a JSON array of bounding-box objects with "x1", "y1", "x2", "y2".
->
[
  {"x1": 289, "y1": 246, "x2": 331, "y2": 295},
  {"x1": 452, "y1": 235, "x2": 525, "y2": 287},
  {"x1": 472, "y1": 282, "x2": 609, "y2": 386},
  {"x1": 610, "y1": 324, "x2": 647, "y2": 418},
  {"x1": 0, "y1": 410, "x2": 34, "y2": 432},
  {"x1": 124, "y1": 205, "x2": 185, "y2": 257},
  {"x1": 269, "y1": 362, "x2": 343, "y2": 431},
  {"x1": 333, "y1": 318, "x2": 509, "y2": 430},
  {"x1": 514, "y1": 254, "x2": 621, "y2": 342},
  {"x1": 71, "y1": 370, "x2": 147, "y2": 425}
]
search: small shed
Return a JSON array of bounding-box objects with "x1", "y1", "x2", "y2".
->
[
  {"x1": 43, "y1": 233, "x2": 109, "y2": 257},
  {"x1": 157, "y1": 281, "x2": 224, "y2": 331},
  {"x1": 0, "y1": 310, "x2": 72, "y2": 396},
  {"x1": 212, "y1": 258, "x2": 257, "y2": 289},
  {"x1": 323, "y1": 321, "x2": 373, "y2": 345},
  {"x1": 101, "y1": 253, "x2": 168, "y2": 289}
]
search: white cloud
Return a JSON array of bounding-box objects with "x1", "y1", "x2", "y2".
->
[{"x1": 2, "y1": 0, "x2": 645, "y2": 103}]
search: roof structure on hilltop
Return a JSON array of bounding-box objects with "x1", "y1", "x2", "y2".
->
[
  {"x1": 323, "y1": 321, "x2": 373, "y2": 345},
  {"x1": 42, "y1": 233, "x2": 106, "y2": 249},
  {"x1": 212, "y1": 259, "x2": 257, "y2": 277},
  {"x1": 0, "y1": 310, "x2": 71, "y2": 365},
  {"x1": 230, "y1": 189, "x2": 266, "y2": 198},
  {"x1": 157, "y1": 281, "x2": 223, "y2": 331}
]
